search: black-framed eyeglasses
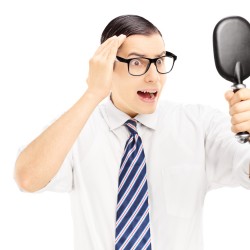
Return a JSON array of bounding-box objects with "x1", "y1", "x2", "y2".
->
[{"x1": 116, "y1": 51, "x2": 177, "y2": 76}]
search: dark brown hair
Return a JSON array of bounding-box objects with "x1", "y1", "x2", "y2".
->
[{"x1": 100, "y1": 15, "x2": 162, "y2": 44}]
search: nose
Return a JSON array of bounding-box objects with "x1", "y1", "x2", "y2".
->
[{"x1": 144, "y1": 62, "x2": 159, "y2": 83}]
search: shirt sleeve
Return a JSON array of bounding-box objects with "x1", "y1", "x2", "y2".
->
[
  {"x1": 204, "y1": 106, "x2": 250, "y2": 191},
  {"x1": 34, "y1": 148, "x2": 74, "y2": 193}
]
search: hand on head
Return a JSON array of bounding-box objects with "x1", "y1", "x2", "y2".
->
[{"x1": 86, "y1": 34, "x2": 126, "y2": 99}]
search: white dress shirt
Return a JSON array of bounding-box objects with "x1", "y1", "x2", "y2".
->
[{"x1": 38, "y1": 95, "x2": 250, "y2": 250}]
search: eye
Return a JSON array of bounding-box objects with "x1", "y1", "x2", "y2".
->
[
  {"x1": 130, "y1": 59, "x2": 142, "y2": 66},
  {"x1": 156, "y1": 57, "x2": 164, "y2": 65}
]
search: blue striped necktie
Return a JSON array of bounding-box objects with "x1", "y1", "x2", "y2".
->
[{"x1": 115, "y1": 119, "x2": 152, "y2": 250}]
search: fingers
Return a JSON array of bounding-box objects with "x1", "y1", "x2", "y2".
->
[
  {"x1": 231, "y1": 110, "x2": 250, "y2": 125},
  {"x1": 230, "y1": 106, "x2": 250, "y2": 133},
  {"x1": 225, "y1": 88, "x2": 250, "y2": 133},
  {"x1": 229, "y1": 99, "x2": 250, "y2": 115},
  {"x1": 94, "y1": 34, "x2": 126, "y2": 59},
  {"x1": 225, "y1": 88, "x2": 250, "y2": 107},
  {"x1": 86, "y1": 34, "x2": 126, "y2": 99},
  {"x1": 117, "y1": 34, "x2": 127, "y2": 47},
  {"x1": 107, "y1": 34, "x2": 126, "y2": 58},
  {"x1": 226, "y1": 88, "x2": 250, "y2": 115},
  {"x1": 224, "y1": 90, "x2": 234, "y2": 103},
  {"x1": 231, "y1": 119, "x2": 250, "y2": 133},
  {"x1": 94, "y1": 36, "x2": 117, "y2": 56}
]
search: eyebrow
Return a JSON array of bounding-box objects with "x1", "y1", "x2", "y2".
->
[{"x1": 127, "y1": 51, "x2": 166, "y2": 58}]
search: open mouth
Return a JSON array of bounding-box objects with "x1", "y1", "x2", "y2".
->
[{"x1": 137, "y1": 90, "x2": 158, "y2": 100}]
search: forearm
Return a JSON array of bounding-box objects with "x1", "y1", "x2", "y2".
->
[
  {"x1": 14, "y1": 90, "x2": 105, "y2": 192},
  {"x1": 15, "y1": 34, "x2": 126, "y2": 193}
]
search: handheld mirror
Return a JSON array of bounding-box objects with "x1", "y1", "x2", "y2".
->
[{"x1": 213, "y1": 16, "x2": 250, "y2": 143}]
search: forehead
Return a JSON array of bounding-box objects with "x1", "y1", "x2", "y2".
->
[{"x1": 118, "y1": 34, "x2": 165, "y2": 57}]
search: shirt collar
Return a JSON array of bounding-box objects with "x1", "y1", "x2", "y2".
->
[{"x1": 100, "y1": 94, "x2": 159, "y2": 131}]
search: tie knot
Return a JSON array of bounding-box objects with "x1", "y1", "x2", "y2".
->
[{"x1": 124, "y1": 119, "x2": 137, "y2": 136}]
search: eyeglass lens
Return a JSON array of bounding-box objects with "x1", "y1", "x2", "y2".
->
[{"x1": 128, "y1": 56, "x2": 174, "y2": 75}]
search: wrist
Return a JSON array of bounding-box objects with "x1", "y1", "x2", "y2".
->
[{"x1": 85, "y1": 88, "x2": 108, "y2": 103}]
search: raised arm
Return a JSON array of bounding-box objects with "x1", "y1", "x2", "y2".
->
[{"x1": 14, "y1": 34, "x2": 126, "y2": 192}]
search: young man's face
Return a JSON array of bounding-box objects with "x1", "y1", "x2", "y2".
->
[{"x1": 111, "y1": 33, "x2": 166, "y2": 117}]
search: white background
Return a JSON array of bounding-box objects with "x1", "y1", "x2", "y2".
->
[{"x1": 1, "y1": 0, "x2": 250, "y2": 249}]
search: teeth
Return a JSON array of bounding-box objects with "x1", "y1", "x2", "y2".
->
[{"x1": 141, "y1": 90, "x2": 157, "y2": 93}]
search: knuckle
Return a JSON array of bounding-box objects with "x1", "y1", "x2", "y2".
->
[
  {"x1": 231, "y1": 125, "x2": 238, "y2": 133},
  {"x1": 232, "y1": 104, "x2": 241, "y2": 114},
  {"x1": 233, "y1": 123, "x2": 243, "y2": 133},
  {"x1": 231, "y1": 114, "x2": 240, "y2": 125},
  {"x1": 89, "y1": 57, "x2": 95, "y2": 64},
  {"x1": 237, "y1": 91, "x2": 244, "y2": 100},
  {"x1": 231, "y1": 124, "x2": 239, "y2": 133},
  {"x1": 89, "y1": 57, "x2": 102, "y2": 65},
  {"x1": 237, "y1": 88, "x2": 249, "y2": 101}
]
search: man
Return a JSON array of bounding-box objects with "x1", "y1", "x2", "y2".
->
[{"x1": 15, "y1": 15, "x2": 250, "y2": 250}]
